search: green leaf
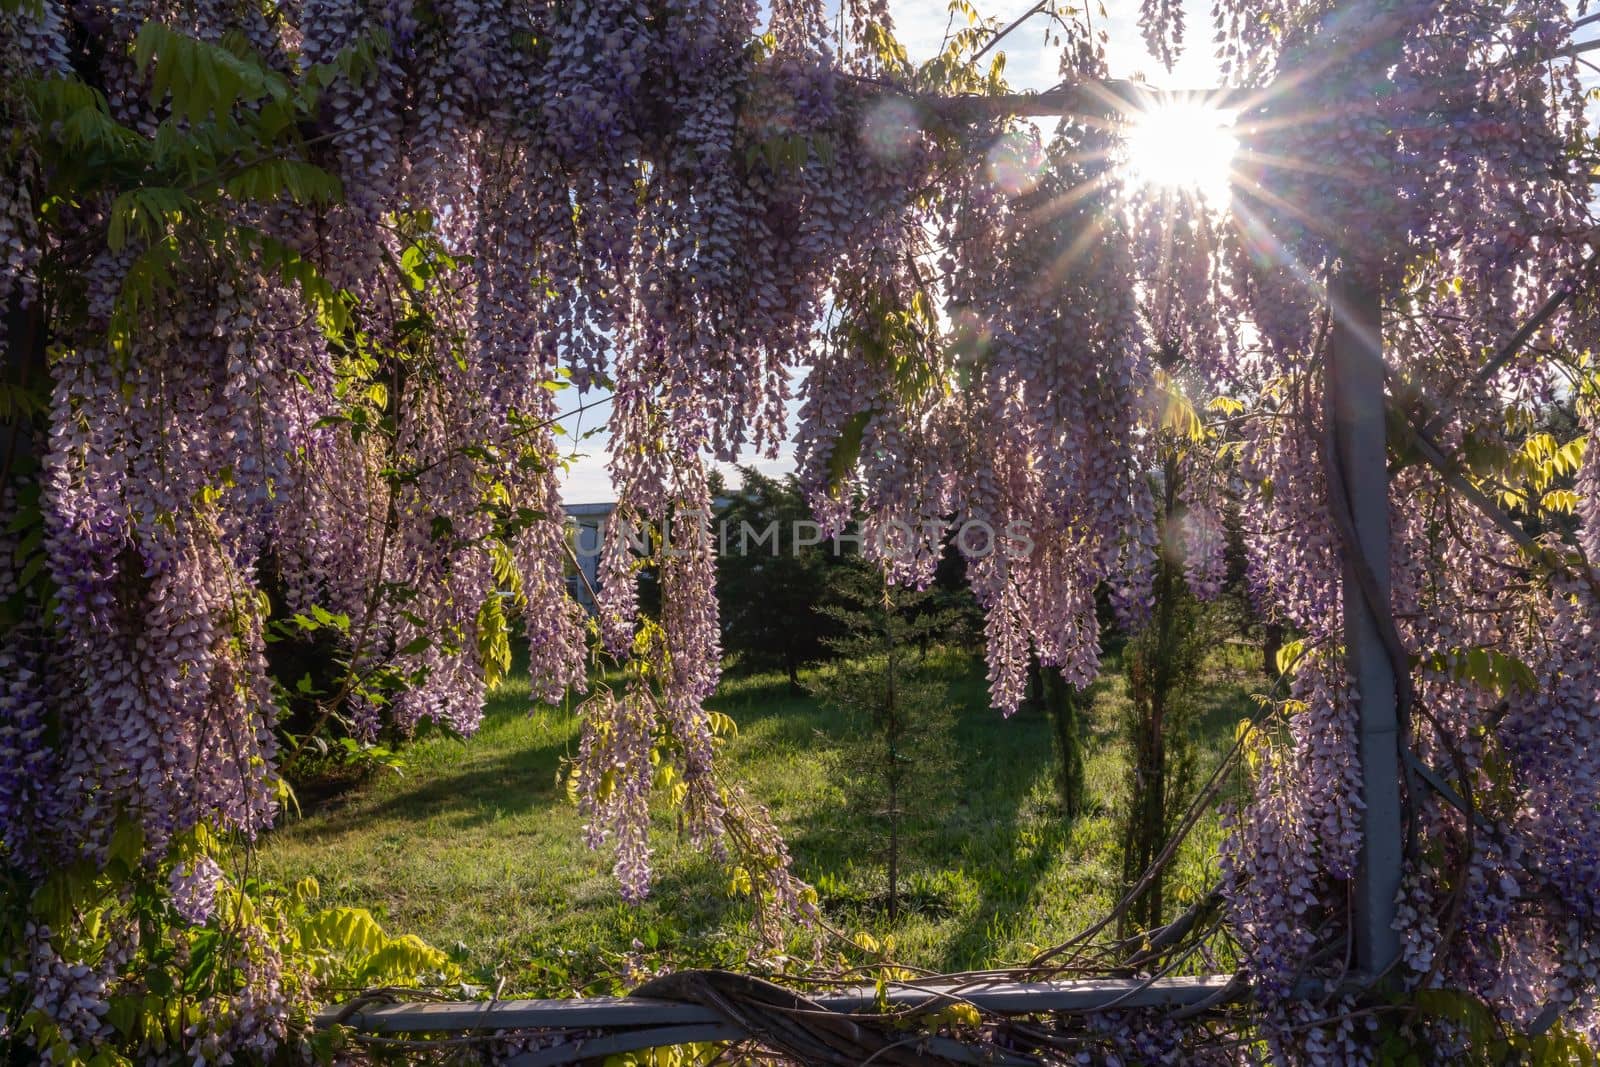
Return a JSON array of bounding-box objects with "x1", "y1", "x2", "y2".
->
[
  {"x1": 1275, "y1": 638, "x2": 1306, "y2": 677},
  {"x1": 475, "y1": 595, "x2": 512, "y2": 688},
  {"x1": 1422, "y1": 646, "x2": 1538, "y2": 698},
  {"x1": 825, "y1": 411, "x2": 871, "y2": 492},
  {"x1": 307, "y1": 604, "x2": 350, "y2": 632},
  {"x1": 108, "y1": 818, "x2": 145, "y2": 868}
]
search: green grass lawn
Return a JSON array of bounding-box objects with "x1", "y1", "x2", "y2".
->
[{"x1": 257, "y1": 646, "x2": 1258, "y2": 996}]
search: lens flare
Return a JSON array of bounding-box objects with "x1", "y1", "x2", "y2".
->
[
  {"x1": 986, "y1": 131, "x2": 1046, "y2": 196},
  {"x1": 1122, "y1": 101, "x2": 1238, "y2": 204},
  {"x1": 860, "y1": 96, "x2": 921, "y2": 162}
]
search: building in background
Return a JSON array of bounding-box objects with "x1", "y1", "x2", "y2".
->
[{"x1": 564, "y1": 501, "x2": 613, "y2": 612}]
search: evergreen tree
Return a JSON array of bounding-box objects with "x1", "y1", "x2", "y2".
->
[
  {"x1": 715, "y1": 468, "x2": 837, "y2": 690},
  {"x1": 808, "y1": 561, "x2": 956, "y2": 920}
]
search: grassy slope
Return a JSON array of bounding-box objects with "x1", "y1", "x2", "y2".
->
[{"x1": 257, "y1": 647, "x2": 1257, "y2": 996}]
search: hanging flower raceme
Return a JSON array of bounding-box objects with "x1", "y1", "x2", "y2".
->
[{"x1": 1137, "y1": 0, "x2": 1185, "y2": 72}]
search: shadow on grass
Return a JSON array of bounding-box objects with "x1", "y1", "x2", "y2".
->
[
  {"x1": 928, "y1": 668, "x2": 1123, "y2": 972},
  {"x1": 709, "y1": 672, "x2": 828, "y2": 731},
  {"x1": 748, "y1": 651, "x2": 1086, "y2": 971},
  {"x1": 290, "y1": 728, "x2": 574, "y2": 836}
]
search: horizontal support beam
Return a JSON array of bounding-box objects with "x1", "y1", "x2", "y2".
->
[
  {"x1": 501, "y1": 1022, "x2": 1046, "y2": 1067},
  {"x1": 318, "y1": 973, "x2": 1241, "y2": 1035},
  {"x1": 868, "y1": 77, "x2": 1259, "y2": 122},
  {"x1": 508, "y1": 1023, "x2": 745, "y2": 1067}
]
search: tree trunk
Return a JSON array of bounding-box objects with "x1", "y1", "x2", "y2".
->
[
  {"x1": 1263, "y1": 622, "x2": 1284, "y2": 680},
  {"x1": 1120, "y1": 666, "x2": 1167, "y2": 936},
  {"x1": 1120, "y1": 459, "x2": 1184, "y2": 937},
  {"x1": 1046, "y1": 668, "x2": 1084, "y2": 820},
  {"x1": 884, "y1": 596, "x2": 901, "y2": 922},
  {"x1": 887, "y1": 773, "x2": 899, "y2": 922}
]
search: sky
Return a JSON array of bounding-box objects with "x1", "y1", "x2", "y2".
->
[{"x1": 556, "y1": 1, "x2": 1599, "y2": 504}]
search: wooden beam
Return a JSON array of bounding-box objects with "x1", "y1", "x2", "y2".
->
[
  {"x1": 507, "y1": 1023, "x2": 745, "y2": 1067},
  {"x1": 319, "y1": 995, "x2": 723, "y2": 1032},
  {"x1": 318, "y1": 973, "x2": 1242, "y2": 1035},
  {"x1": 888, "y1": 78, "x2": 1258, "y2": 123}
]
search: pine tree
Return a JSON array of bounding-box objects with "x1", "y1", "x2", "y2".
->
[
  {"x1": 808, "y1": 561, "x2": 956, "y2": 921},
  {"x1": 715, "y1": 468, "x2": 838, "y2": 691}
]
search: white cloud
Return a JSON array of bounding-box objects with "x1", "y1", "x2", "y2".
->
[{"x1": 559, "y1": 449, "x2": 616, "y2": 506}]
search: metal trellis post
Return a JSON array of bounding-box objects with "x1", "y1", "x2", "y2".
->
[{"x1": 1328, "y1": 268, "x2": 1403, "y2": 978}]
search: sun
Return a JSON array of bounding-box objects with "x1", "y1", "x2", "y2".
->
[{"x1": 1121, "y1": 100, "x2": 1239, "y2": 205}]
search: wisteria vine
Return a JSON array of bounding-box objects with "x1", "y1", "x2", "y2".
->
[{"x1": 1, "y1": 0, "x2": 1597, "y2": 1060}]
